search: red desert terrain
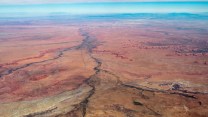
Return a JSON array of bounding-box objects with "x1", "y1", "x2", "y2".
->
[{"x1": 0, "y1": 16, "x2": 208, "y2": 117}]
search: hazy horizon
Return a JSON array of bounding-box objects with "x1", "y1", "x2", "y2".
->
[{"x1": 0, "y1": 2, "x2": 208, "y2": 15}]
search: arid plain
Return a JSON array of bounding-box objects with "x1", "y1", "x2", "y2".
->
[{"x1": 0, "y1": 14, "x2": 208, "y2": 117}]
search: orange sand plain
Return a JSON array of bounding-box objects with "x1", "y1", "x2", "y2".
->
[{"x1": 0, "y1": 20, "x2": 208, "y2": 117}]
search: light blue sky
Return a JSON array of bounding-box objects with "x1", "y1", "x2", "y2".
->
[
  {"x1": 0, "y1": 0, "x2": 208, "y2": 4},
  {"x1": 0, "y1": 2, "x2": 208, "y2": 14}
]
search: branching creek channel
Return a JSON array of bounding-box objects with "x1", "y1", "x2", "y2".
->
[
  {"x1": 1, "y1": 28, "x2": 208, "y2": 117},
  {"x1": 75, "y1": 29, "x2": 102, "y2": 117}
]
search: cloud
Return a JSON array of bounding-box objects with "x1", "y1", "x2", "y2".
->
[{"x1": 1, "y1": 0, "x2": 208, "y2": 5}]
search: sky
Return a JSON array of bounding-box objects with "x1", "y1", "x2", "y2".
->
[
  {"x1": 0, "y1": 1, "x2": 208, "y2": 15},
  {"x1": 0, "y1": 0, "x2": 208, "y2": 4}
]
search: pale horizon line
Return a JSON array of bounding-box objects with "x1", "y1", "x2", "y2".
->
[{"x1": 0, "y1": 0, "x2": 208, "y2": 5}]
